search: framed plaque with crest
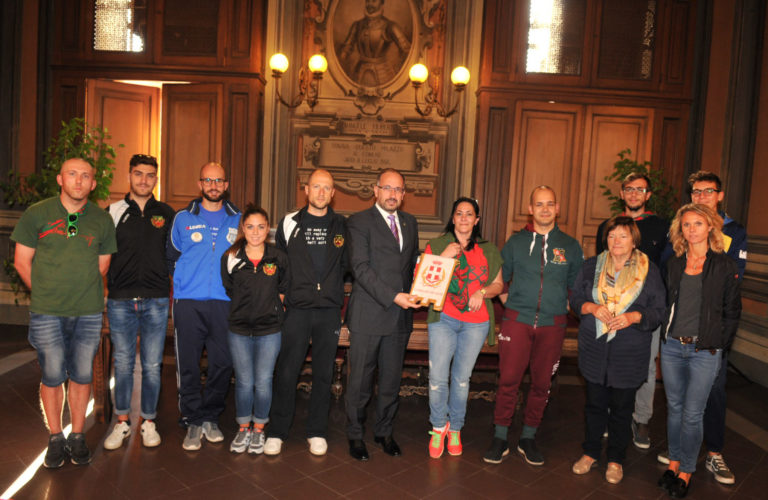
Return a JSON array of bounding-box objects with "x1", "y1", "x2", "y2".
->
[{"x1": 410, "y1": 253, "x2": 457, "y2": 311}]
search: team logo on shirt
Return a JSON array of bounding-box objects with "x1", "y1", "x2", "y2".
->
[
  {"x1": 191, "y1": 231, "x2": 203, "y2": 242},
  {"x1": 263, "y1": 263, "x2": 277, "y2": 276},
  {"x1": 150, "y1": 215, "x2": 165, "y2": 228},
  {"x1": 333, "y1": 234, "x2": 344, "y2": 247},
  {"x1": 227, "y1": 227, "x2": 238, "y2": 244},
  {"x1": 552, "y1": 248, "x2": 567, "y2": 264},
  {"x1": 421, "y1": 263, "x2": 445, "y2": 287}
]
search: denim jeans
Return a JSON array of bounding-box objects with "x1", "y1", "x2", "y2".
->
[
  {"x1": 28, "y1": 313, "x2": 103, "y2": 386},
  {"x1": 428, "y1": 314, "x2": 489, "y2": 430},
  {"x1": 661, "y1": 338, "x2": 721, "y2": 473},
  {"x1": 107, "y1": 298, "x2": 169, "y2": 420},
  {"x1": 228, "y1": 331, "x2": 281, "y2": 425}
]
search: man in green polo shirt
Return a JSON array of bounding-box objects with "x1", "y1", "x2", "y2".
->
[{"x1": 11, "y1": 157, "x2": 117, "y2": 468}]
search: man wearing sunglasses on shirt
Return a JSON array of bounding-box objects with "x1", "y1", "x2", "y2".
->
[
  {"x1": 103, "y1": 154, "x2": 175, "y2": 451},
  {"x1": 11, "y1": 157, "x2": 117, "y2": 468},
  {"x1": 167, "y1": 161, "x2": 241, "y2": 451}
]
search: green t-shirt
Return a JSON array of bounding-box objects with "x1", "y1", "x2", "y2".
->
[{"x1": 11, "y1": 197, "x2": 117, "y2": 316}]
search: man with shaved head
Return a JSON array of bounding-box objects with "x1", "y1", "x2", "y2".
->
[
  {"x1": 167, "y1": 161, "x2": 241, "y2": 451},
  {"x1": 264, "y1": 169, "x2": 348, "y2": 456},
  {"x1": 11, "y1": 158, "x2": 117, "y2": 468},
  {"x1": 484, "y1": 185, "x2": 583, "y2": 466}
]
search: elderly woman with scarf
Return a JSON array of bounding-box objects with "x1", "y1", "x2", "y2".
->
[
  {"x1": 422, "y1": 197, "x2": 503, "y2": 459},
  {"x1": 569, "y1": 216, "x2": 665, "y2": 484}
]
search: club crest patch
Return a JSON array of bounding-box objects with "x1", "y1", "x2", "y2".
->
[
  {"x1": 421, "y1": 263, "x2": 446, "y2": 288},
  {"x1": 150, "y1": 215, "x2": 165, "y2": 228},
  {"x1": 227, "y1": 227, "x2": 238, "y2": 244},
  {"x1": 191, "y1": 231, "x2": 203, "y2": 242},
  {"x1": 333, "y1": 234, "x2": 344, "y2": 247},
  {"x1": 263, "y1": 263, "x2": 277, "y2": 276},
  {"x1": 552, "y1": 248, "x2": 567, "y2": 264}
]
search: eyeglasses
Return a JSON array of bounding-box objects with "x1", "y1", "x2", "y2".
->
[
  {"x1": 691, "y1": 188, "x2": 720, "y2": 196},
  {"x1": 377, "y1": 185, "x2": 404, "y2": 194},
  {"x1": 622, "y1": 187, "x2": 648, "y2": 194},
  {"x1": 200, "y1": 178, "x2": 226, "y2": 186},
  {"x1": 67, "y1": 213, "x2": 79, "y2": 238}
]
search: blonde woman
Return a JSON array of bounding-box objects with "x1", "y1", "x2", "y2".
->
[{"x1": 657, "y1": 204, "x2": 741, "y2": 498}]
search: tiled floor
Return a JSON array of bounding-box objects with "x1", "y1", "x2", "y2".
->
[{"x1": 1, "y1": 325, "x2": 767, "y2": 500}]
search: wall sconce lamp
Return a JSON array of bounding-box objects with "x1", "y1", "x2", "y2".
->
[
  {"x1": 269, "y1": 53, "x2": 328, "y2": 111},
  {"x1": 408, "y1": 64, "x2": 470, "y2": 118}
]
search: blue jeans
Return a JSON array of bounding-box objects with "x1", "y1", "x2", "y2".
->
[
  {"x1": 428, "y1": 314, "x2": 489, "y2": 430},
  {"x1": 28, "y1": 313, "x2": 103, "y2": 386},
  {"x1": 107, "y1": 298, "x2": 169, "y2": 420},
  {"x1": 661, "y1": 338, "x2": 721, "y2": 473},
  {"x1": 228, "y1": 331, "x2": 281, "y2": 425}
]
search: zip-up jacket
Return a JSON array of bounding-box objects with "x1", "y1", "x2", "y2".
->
[
  {"x1": 276, "y1": 206, "x2": 349, "y2": 308},
  {"x1": 661, "y1": 250, "x2": 741, "y2": 351},
  {"x1": 501, "y1": 223, "x2": 583, "y2": 327},
  {"x1": 167, "y1": 198, "x2": 241, "y2": 301},
  {"x1": 107, "y1": 194, "x2": 175, "y2": 299},
  {"x1": 722, "y1": 212, "x2": 747, "y2": 280},
  {"x1": 221, "y1": 244, "x2": 289, "y2": 336}
]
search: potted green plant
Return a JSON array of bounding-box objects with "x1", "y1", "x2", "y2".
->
[
  {"x1": 599, "y1": 149, "x2": 677, "y2": 221},
  {"x1": 1, "y1": 117, "x2": 121, "y2": 300}
]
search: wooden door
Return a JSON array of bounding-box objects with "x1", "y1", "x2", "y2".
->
[
  {"x1": 86, "y1": 80, "x2": 159, "y2": 206},
  {"x1": 577, "y1": 105, "x2": 653, "y2": 255},
  {"x1": 504, "y1": 100, "x2": 653, "y2": 254},
  {"x1": 161, "y1": 83, "x2": 223, "y2": 210},
  {"x1": 506, "y1": 101, "x2": 585, "y2": 239}
]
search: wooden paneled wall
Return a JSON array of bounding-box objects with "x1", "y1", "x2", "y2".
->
[
  {"x1": 40, "y1": 0, "x2": 265, "y2": 211},
  {"x1": 475, "y1": 0, "x2": 696, "y2": 251}
]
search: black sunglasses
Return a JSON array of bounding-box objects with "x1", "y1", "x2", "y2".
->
[{"x1": 67, "y1": 213, "x2": 79, "y2": 238}]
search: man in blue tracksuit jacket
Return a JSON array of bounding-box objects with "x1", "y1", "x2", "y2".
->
[{"x1": 167, "y1": 162, "x2": 241, "y2": 451}]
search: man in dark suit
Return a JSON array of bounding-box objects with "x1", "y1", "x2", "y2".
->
[{"x1": 345, "y1": 168, "x2": 420, "y2": 461}]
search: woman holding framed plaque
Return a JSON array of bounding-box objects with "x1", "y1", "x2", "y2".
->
[{"x1": 423, "y1": 197, "x2": 503, "y2": 458}]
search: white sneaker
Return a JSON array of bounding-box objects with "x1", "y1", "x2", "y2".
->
[
  {"x1": 201, "y1": 421, "x2": 224, "y2": 443},
  {"x1": 141, "y1": 420, "x2": 161, "y2": 447},
  {"x1": 104, "y1": 421, "x2": 131, "y2": 450},
  {"x1": 264, "y1": 437, "x2": 283, "y2": 456},
  {"x1": 307, "y1": 437, "x2": 328, "y2": 456}
]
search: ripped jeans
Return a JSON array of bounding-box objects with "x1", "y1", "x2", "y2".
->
[{"x1": 427, "y1": 314, "x2": 489, "y2": 430}]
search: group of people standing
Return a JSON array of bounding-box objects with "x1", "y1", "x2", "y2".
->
[
  {"x1": 11, "y1": 157, "x2": 744, "y2": 498},
  {"x1": 570, "y1": 171, "x2": 744, "y2": 498}
]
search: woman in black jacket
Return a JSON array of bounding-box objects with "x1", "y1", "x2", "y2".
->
[
  {"x1": 569, "y1": 216, "x2": 665, "y2": 484},
  {"x1": 657, "y1": 204, "x2": 741, "y2": 498},
  {"x1": 220, "y1": 205, "x2": 288, "y2": 455}
]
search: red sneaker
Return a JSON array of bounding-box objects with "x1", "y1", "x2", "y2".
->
[
  {"x1": 447, "y1": 430, "x2": 462, "y2": 456},
  {"x1": 428, "y1": 422, "x2": 450, "y2": 459}
]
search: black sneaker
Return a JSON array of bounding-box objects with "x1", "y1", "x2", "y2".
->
[
  {"x1": 482, "y1": 437, "x2": 510, "y2": 464},
  {"x1": 67, "y1": 432, "x2": 92, "y2": 465},
  {"x1": 517, "y1": 438, "x2": 544, "y2": 466},
  {"x1": 43, "y1": 433, "x2": 68, "y2": 469}
]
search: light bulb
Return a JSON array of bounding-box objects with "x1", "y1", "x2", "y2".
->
[
  {"x1": 409, "y1": 63, "x2": 429, "y2": 84},
  {"x1": 308, "y1": 54, "x2": 328, "y2": 74},
  {"x1": 450, "y1": 66, "x2": 470, "y2": 86},
  {"x1": 269, "y1": 53, "x2": 289, "y2": 74}
]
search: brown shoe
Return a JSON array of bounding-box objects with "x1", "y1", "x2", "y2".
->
[
  {"x1": 605, "y1": 462, "x2": 623, "y2": 484},
  {"x1": 572, "y1": 455, "x2": 597, "y2": 475}
]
